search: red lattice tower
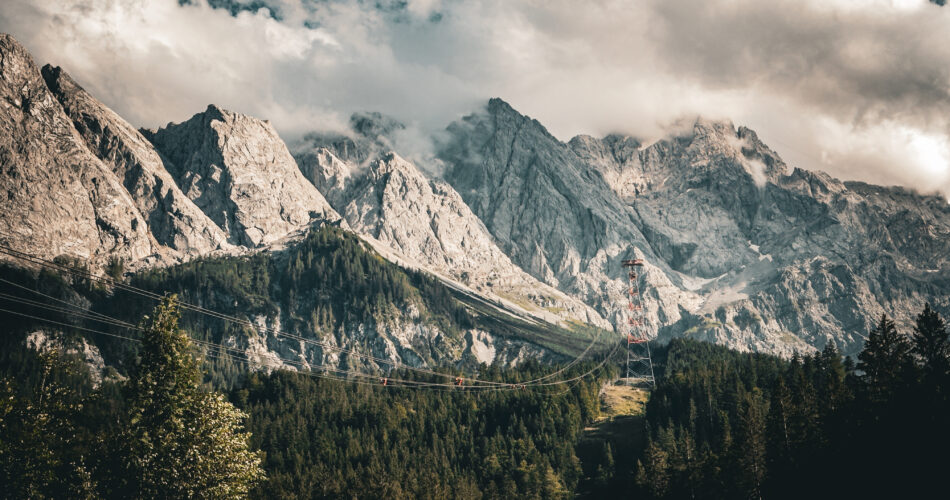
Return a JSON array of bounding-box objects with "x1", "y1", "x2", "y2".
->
[{"x1": 622, "y1": 258, "x2": 655, "y2": 387}]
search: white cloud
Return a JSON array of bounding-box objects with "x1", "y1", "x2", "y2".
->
[{"x1": 0, "y1": 0, "x2": 948, "y2": 199}]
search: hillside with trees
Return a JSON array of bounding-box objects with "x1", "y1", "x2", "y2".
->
[
  {"x1": 0, "y1": 230, "x2": 945, "y2": 498},
  {"x1": 582, "y1": 305, "x2": 950, "y2": 499}
]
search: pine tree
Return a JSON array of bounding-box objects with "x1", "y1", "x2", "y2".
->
[
  {"x1": 766, "y1": 378, "x2": 792, "y2": 469},
  {"x1": 857, "y1": 314, "x2": 913, "y2": 405},
  {"x1": 636, "y1": 435, "x2": 670, "y2": 498},
  {"x1": 737, "y1": 389, "x2": 767, "y2": 500},
  {"x1": 911, "y1": 303, "x2": 949, "y2": 379},
  {"x1": 120, "y1": 296, "x2": 264, "y2": 498}
]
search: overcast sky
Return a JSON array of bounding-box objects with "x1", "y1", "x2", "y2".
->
[{"x1": 1, "y1": 0, "x2": 949, "y2": 199}]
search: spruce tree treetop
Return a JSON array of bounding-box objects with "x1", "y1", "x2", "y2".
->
[
  {"x1": 857, "y1": 314, "x2": 913, "y2": 404},
  {"x1": 911, "y1": 303, "x2": 949, "y2": 375}
]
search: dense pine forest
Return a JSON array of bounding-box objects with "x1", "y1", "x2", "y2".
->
[
  {"x1": 0, "y1": 226, "x2": 947, "y2": 498},
  {"x1": 0, "y1": 297, "x2": 610, "y2": 498},
  {"x1": 235, "y1": 361, "x2": 606, "y2": 498},
  {"x1": 582, "y1": 306, "x2": 950, "y2": 499},
  {"x1": 3, "y1": 301, "x2": 946, "y2": 498}
]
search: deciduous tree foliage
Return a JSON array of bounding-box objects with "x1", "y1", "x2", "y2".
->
[{"x1": 0, "y1": 299, "x2": 265, "y2": 499}]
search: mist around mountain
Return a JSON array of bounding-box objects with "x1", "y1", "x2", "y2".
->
[
  {"x1": 3, "y1": 30, "x2": 949, "y2": 369},
  {"x1": 1, "y1": 29, "x2": 949, "y2": 499},
  {"x1": 438, "y1": 99, "x2": 949, "y2": 357}
]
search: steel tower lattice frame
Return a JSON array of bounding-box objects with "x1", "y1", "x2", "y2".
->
[{"x1": 621, "y1": 258, "x2": 655, "y2": 387}]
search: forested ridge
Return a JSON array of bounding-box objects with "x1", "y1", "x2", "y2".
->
[
  {"x1": 0, "y1": 226, "x2": 605, "y2": 390},
  {"x1": 0, "y1": 226, "x2": 946, "y2": 498},
  {"x1": 583, "y1": 305, "x2": 950, "y2": 499}
]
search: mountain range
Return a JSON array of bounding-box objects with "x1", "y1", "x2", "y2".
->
[{"x1": 1, "y1": 33, "x2": 947, "y2": 372}]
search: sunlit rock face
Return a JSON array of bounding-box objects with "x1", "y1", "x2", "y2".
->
[
  {"x1": 143, "y1": 104, "x2": 340, "y2": 248},
  {"x1": 0, "y1": 34, "x2": 154, "y2": 268},
  {"x1": 42, "y1": 64, "x2": 232, "y2": 260},
  {"x1": 294, "y1": 113, "x2": 609, "y2": 330}
]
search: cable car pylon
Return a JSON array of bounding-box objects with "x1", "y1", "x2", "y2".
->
[{"x1": 621, "y1": 257, "x2": 655, "y2": 388}]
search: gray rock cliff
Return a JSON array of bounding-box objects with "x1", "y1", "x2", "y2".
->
[
  {"x1": 144, "y1": 105, "x2": 340, "y2": 247},
  {"x1": 295, "y1": 116, "x2": 609, "y2": 329},
  {"x1": 0, "y1": 34, "x2": 154, "y2": 267},
  {"x1": 41, "y1": 65, "x2": 232, "y2": 259},
  {"x1": 438, "y1": 99, "x2": 950, "y2": 356}
]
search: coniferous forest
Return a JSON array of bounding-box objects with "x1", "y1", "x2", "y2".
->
[
  {"x1": 585, "y1": 306, "x2": 950, "y2": 499},
  {"x1": 2, "y1": 300, "x2": 947, "y2": 498},
  {"x1": 0, "y1": 227, "x2": 946, "y2": 498}
]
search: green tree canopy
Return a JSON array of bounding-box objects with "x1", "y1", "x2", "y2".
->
[
  {"x1": 911, "y1": 303, "x2": 949, "y2": 377},
  {"x1": 120, "y1": 296, "x2": 264, "y2": 498}
]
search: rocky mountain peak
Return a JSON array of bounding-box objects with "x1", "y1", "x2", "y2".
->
[
  {"x1": 0, "y1": 34, "x2": 38, "y2": 96},
  {"x1": 295, "y1": 138, "x2": 609, "y2": 328},
  {"x1": 472, "y1": 97, "x2": 562, "y2": 146},
  {"x1": 295, "y1": 111, "x2": 406, "y2": 168},
  {"x1": 350, "y1": 111, "x2": 404, "y2": 140},
  {"x1": 143, "y1": 104, "x2": 340, "y2": 247},
  {"x1": 40, "y1": 63, "x2": 232, "y2": 258},
  {"x1": 0, "y1": 33, "x2": 154, "y2": 266}
]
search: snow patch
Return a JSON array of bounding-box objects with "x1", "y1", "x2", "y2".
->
[
  {"x1": 700, "y1": 282, "x2": 750, "y2": 313},
  {"x1": 748, "y1": 240, "x2": 773, "y2": 261}
]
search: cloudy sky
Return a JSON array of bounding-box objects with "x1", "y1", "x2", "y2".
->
[{"x1": 2, "y1": 0, "x2": 949, "y2": 199}]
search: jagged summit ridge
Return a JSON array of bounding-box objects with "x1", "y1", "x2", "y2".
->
[
  {"x1": 0, "y1": 35, "x2": 603, "y2": 374},
  {"x1": 0, "y1": 34, "x2": 154, "y2": 266},
  {"x1": 438, "y1": 99, "x2": 950, "y2": 356},
  {"x1": 295, "y1": 116, "x2": 610, "y2": 328},
  {"x1": 41, "y1": 64, "x2": 232, "y2": 259},
  {"x1": 439, "y1": 97, "x2": 692, "y2": 327},
  {"x1": 143, "y1": 104, "x2": 341, "y2": 247},
  {"x1": 2, "y1": 31, "x2": 946, "y2": 361}
]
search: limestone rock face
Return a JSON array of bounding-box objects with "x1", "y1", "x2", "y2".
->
[
  {"x1": 0, "y1": 34, "x2": 153, "y2": 266},
  {"x1": 584, "y1": 118, "x2": 948, "y2": 355},
  {"x1": 569, "y1": 133, "x2": 644, "y2": 199},
  {"x1": 438, "y1": 99, "x2": 692, "y2": 343},
  {"x1": 41, "y1": 65, "x2": 231, "y2": 258},
  {"x1": 439, "y1": 99, "x2": 950, "y2": 356},
  {"x1": 144, "y1": 105, "x2": 340, "y2": 247},
  {"x1": 295, "y1": 116, "x2": 609, "y2": 329}
]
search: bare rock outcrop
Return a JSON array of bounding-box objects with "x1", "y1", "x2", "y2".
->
[
  {"x1": 41, "y1": 64, "x2": 231, "y2": 258},
  {"x1": 144, "y1": 105, "x2": 340, "y2": 247},
  {"x1": 0, "y1": 34, "x2": 154, "y2": 267},
  {"x1": 438, "y1": 99, "x2": 950, "y2": 356},
  {"x1": 296, "y1": 115, "x2": 609, "y2": 329}
]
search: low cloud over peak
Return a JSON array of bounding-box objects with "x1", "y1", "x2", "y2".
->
[{"x1": 1, "y1": 0, "x2": 948, "y2": 199}]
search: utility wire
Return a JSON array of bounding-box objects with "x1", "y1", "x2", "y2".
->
[
  {"x1": 0, "y1": 282, "x2": 616, "y2": 391},
  {"x1": 0, "y1": 243, "x2": 617, "y2": 388}
]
